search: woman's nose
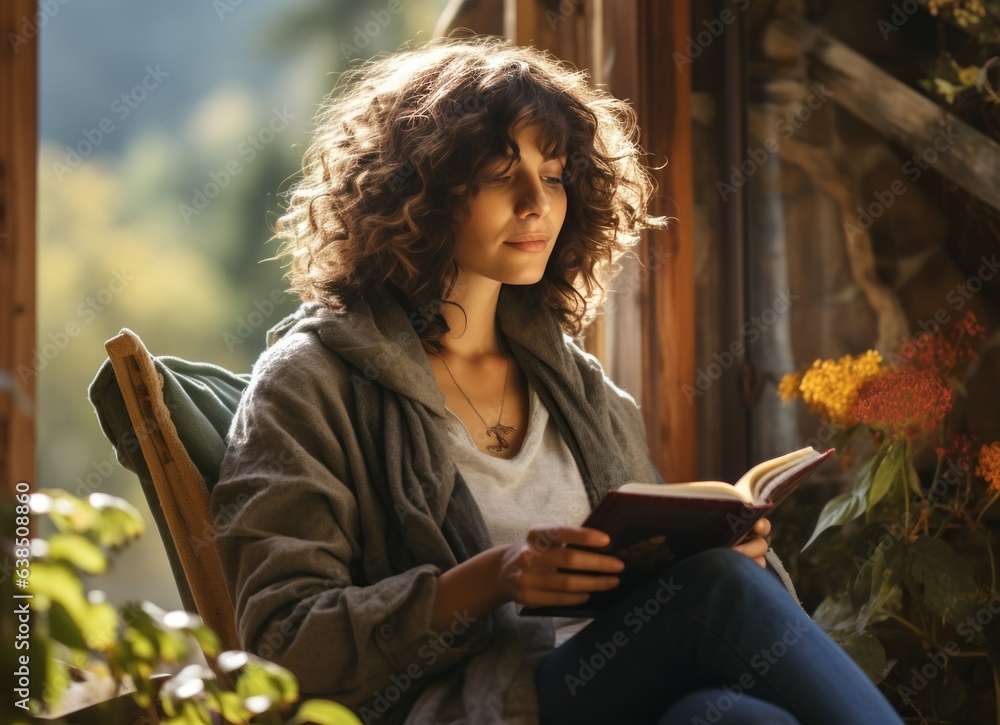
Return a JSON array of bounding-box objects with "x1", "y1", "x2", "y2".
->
[{"x1": 514, "y1": 178, "x2": 551, "y2": 218}]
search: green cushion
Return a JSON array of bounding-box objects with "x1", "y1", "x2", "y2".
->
[
  {"x1": 87, "y1": 354, "x2": 250, "y2": 612},
  {"x1": 88, "y1": 356, "x2": 250, "y2": 491}
]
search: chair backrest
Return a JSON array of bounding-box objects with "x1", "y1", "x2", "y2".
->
[{"x1": 88, "y1": 328, "x2": 249, "y2": 657}]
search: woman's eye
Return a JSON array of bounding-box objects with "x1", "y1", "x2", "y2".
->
[{"x1": 483, "y1": 174, "x2": 565, "y2": 186}]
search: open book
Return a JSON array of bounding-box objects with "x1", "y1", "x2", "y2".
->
[{"x1": 518, "y1": 446, "x2": 835, "y2": 618}]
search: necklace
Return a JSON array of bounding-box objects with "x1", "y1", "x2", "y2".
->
[{"x1": 429, "y1": 337, "x2": 518, "y2": 454}]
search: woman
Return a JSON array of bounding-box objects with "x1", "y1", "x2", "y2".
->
[{"x1": 211, "y1": 35, "x2": 903, "y2": 725}]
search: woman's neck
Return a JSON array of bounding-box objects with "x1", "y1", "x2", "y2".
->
[{"x1": 435, "y1": 278, "x2": 506, "y2": 362}]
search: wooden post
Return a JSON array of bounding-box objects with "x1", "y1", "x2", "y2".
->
[
  {"x1": 1, "y1": 0, "x2": 38, "y2": 498},
  {"x1": 504, "y1": 0, "x2": 538, "y2": 45},
  {"x1": 643, "y1": 0, "x2": 696, "y2": 483},
  {"x1": 504, "y1": 0, "x2": 697, "y2": 481}
]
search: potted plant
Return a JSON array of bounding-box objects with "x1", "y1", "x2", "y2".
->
[
  {"x1": 2, "y1": 487, "x2": 362, "y2": 725},
  {"x1": 779, "y1": 310, "x2": 1000, "y2": 724}
]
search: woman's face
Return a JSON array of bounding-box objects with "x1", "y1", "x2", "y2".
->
[{"x1": 451, "y1": 123, "x2": 567, "y2": 287}]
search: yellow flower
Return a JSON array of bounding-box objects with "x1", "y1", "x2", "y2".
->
[
  {"x1": 956, "y1": 64, "x2": 980, "y2": 87},
  {"x1": 778, "y1": 371, "x2": 803, "y2": 402},
  {"x1": 976, "y1": 441, "x2": 1000, "y2": 494},
  {"x1": 797, "y1": 350, "x2": 885, "y2": 427}
]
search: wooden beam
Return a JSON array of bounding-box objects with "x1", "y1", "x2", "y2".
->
[
  {"x1": 504, "y1": 0, "x2": 538, "y2": 45},
  {"x1": 600, "y1": 0, "x2": 696, "y2": 482},
  {"x1": 776, "y1": 18, "x2": 1000, "y2": 214},
  {"x1": 639, "y1": 0, "x2": 696, "y2": 482},
  {"x1": 1, "y1": 0, "x2": 37, "y2": 498},
  {"x1": 595, "y1": 0, "x2": 644, "y2": 452}
]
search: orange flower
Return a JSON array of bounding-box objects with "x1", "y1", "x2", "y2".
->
[
  {"x1": 976, "y1": 442, "x2": 1000, "y2": 494},
  {"x1": 936, "y1": 433, "x2": 977, "y2": 472},
  {"x1": 852, "y1": 368, "x2": 953, "y2": 441},
  {"x1": 899, "y1": 309, "x2": 986, "y2": 377}
]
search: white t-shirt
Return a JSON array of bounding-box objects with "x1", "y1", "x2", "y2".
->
[{"x1": 442, "y1": 383, "x2": 595, "y2": 647}]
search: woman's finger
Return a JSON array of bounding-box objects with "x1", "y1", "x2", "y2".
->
[
  {"x1": 732, "y1": 534, "x2": 769, "y2": 562},
  {"x1": 753, "y1": 517, "x2": 771, "y2": 537}
]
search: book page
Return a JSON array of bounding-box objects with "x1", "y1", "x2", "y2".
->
[
  {"x1": 618, "y1": 446, "x2": 821, "y2": 504},
  {"x1": 756, "y1": 453, "x2": 821, "y2": 500},
  {"x1": 736, "y1": 446, "x2": 819, "y2": 502},
  {"x1": 617, "y1": 480, "x2": 753, "y2": 503}
]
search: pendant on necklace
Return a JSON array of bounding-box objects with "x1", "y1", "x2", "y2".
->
[{"x1": 485, "y1": 424, "x2": 518, "y2": 453}]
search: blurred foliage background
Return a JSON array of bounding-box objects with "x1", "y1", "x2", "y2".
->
[{"x1": 38, "y1": 0, "x2": 452, "y2": 611}]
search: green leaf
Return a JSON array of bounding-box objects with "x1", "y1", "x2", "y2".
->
[
  {"x1": 260, "y1": 659, "x2": 300, "y2": 704},
  {"x1": 46, "y1": 533, "x2": 107, "y2": 574},
  {"x1": 856, "y1": 546, "x2": 902, "y2": 629},
  {"x1": 802, "y1": 491, "x2": 863, "y2": 552},
  {"x1": 235, "y1": 658, "x2": 299, "y2": 708},
  {"x1": 904, "y1": 538, "x2": 979, "y2": 626},
  {"x1": 178, "y1": 699, "x2": 212, "y2": 725},
  {"x1": 156, "y1": 628, "x2": 192, "y2": 664},
  {"x1": 290, "y1": 699, "x2": 365, "y2": 725},
  {"x1": 161, "y1": 663, "x2": 214, "y2": 712},
  {"x1": 47, "y1": 600, "x2": 89, "y2": 651},
  {"x1": 122, "y1": 602, "x2": 189, "y2": 663},
  {"x1": 41, "y1": 655, "x2": 70, "y2": 714},
  {"x1": 947, "y1": 376, "x2": 968, "y2": 398},
  {"x1": 122, "y1": 656, "x2": 156, "y2": 708},
  {"x1": 187, "y1": 622, "x2": 221, "y2": 658},
  {"x1": 31, "y1": 489, "x2": 98, "y2": 534},
  {"x1": 934, "y1": 78, "x2": 960, "y2": 104},
  {"x1": 244, "y1": 693, "x2": 274, "y2": 716},
  {"x1": 811, "y1": 594, "x2": 857, "y2": 633},
  {"x1": 29, "y1": 560, "x2": 89, "y2": 620},
  {"x1": 931, "y1": 673, "x2": 966, "y2": 717},
  {"x1": 867, "y1": 441, "x2": 902, "y2": 513},
  {"x1": 122, "y1": 625, "x2": 158, "y2": 661},
  {"x1": 803, "y1": 454, "x2": 888, "y2": 552},
  {"x1": 157, "y1": 609, "x2": 201, "y2": 631},
  {"x1": 89, "y1": 493, "x2": 145, "y2": 548},
  {"x1": 236, "y1": 661, "x2": 282, "y2": 704},
  {"x1": 901, "y1": 446, "x2": 921, "y2": 496},
  {"x1": 216, "y1": 650, "x2": 250, "y2": 673},
  {"x1": 831, "y1": 630, "x2": 887, "y2": 684},
  {"x1": 81, "y1": 600, "x2": 119, "y2": 651},
  {"x1": 150, "y1": 609, "x2": 221, "y2": 658},
  {"x1": 802, "y1": 492, "x2": 865, "y2": 551},
  {"x1": 138, "y1": 601, "x2": 192, "y2": 663},
  {"x1": 212, "y1": 690, "x2": 249, "y2": 723}
]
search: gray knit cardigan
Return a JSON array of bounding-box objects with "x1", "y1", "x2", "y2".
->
[{"x1": 211, "y1": 283, "x2": 799, "y2": 725}]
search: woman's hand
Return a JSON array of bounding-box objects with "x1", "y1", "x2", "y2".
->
[
  {"x1": 495, "y1": 525, "x2": 625, "y2": 608},
  {"x1": 730, "y1": 517, "x2": 771, "y2": 568}
]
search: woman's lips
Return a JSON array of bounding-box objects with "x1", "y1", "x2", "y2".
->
[{"x1": 504, "y1": 240, "x2": 547, "y2": 252}]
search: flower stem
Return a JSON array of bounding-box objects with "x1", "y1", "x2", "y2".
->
[
  {"x1": 933, "y1": 509, "x2": 955, "y2": 538},
  {"x1": 976, "y1": 490, "x2": 1000, "y2": 527},
  {"x1": 885, "y1": 611, "x2": 930, "y2": 643},
  {"x1": 985, "y1": 532, "x2": 997, "y2": 594},
  {"x1": 903, "y1": 443, "x2": 911, "y2": 531},
  {"x1": 994, "y1": 665, "x2": 1000, "y2": 725},
  {"x1": 923, "y1": 429, "x2": 945, "y2": 536}
]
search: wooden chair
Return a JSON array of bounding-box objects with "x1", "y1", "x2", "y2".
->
[{"x1": 89, "y1": 329, "x2": 248, "y2": 663}]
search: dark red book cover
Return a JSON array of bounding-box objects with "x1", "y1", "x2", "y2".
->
[{"x1": 519, "y1": 448, "x2": 834, "y2": 618}]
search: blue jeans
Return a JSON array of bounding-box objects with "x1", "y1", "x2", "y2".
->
[{"x1": 534, "y1": 548, "x2": 903, "y2": 725}]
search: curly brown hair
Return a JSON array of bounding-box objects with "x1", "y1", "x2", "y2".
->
[{"x1": 272, "y1": 33, "x2": 668, "y2": 352}]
